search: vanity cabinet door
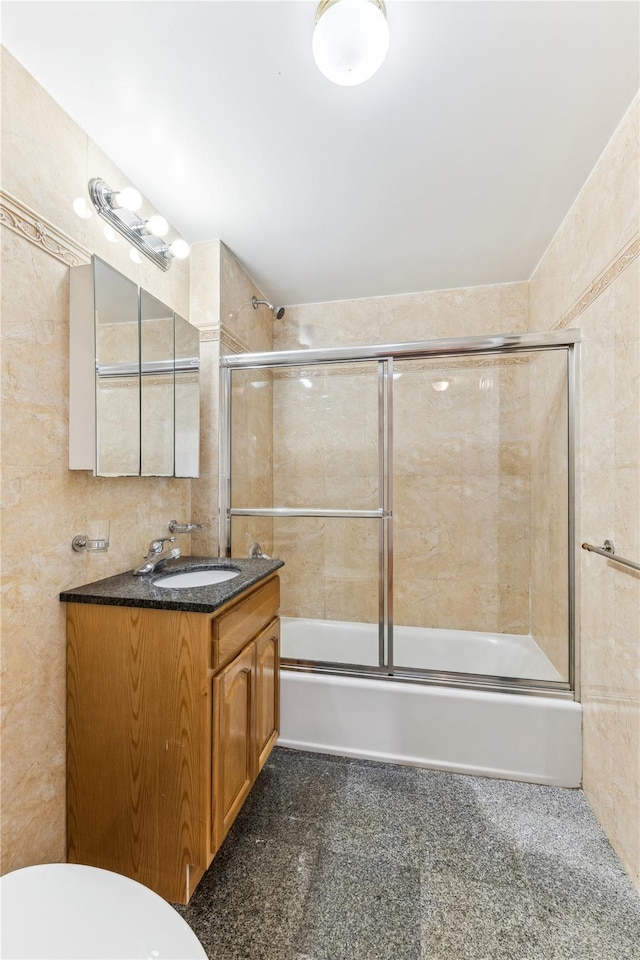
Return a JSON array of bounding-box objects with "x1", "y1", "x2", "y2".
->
[
  {"x1": 211, "y1": 641, "x2": 256, "y2": 852},
  {"x1": 255, "y1": 619, "x2": 280, "y2": 774}
]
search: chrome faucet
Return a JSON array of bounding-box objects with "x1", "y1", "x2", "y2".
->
[
  {"x1": 133, "y1": 537, "x2": 181, "y2": 576},
  {"x1": 248, "y1": 541, "x2": 271, "y2": 559}
]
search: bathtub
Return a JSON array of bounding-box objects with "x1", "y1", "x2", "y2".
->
[
  {"x1": 280, "y1": 617, "x2": 564, "y2": 681},
  {"x1": 278, "y1": 617, "x2": 582, "y2": 787}
]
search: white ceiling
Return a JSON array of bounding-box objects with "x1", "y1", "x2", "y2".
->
[{"x1": 2, "y1": 1, "x2": 639, "y2": 306}]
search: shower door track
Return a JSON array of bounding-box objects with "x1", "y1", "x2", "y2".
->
[{"x1": 219, "y1": 328, "x2": 580, "y2": 699}]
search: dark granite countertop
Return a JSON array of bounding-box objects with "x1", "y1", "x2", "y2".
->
[{"x1": 60, "y1": 556, "x2": 284, "y2": 614}]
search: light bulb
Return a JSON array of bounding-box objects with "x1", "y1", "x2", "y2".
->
[
  {"x1": 129, "y1": 249, "x2": 143, "y2": 264},
  {"x1": 169, "y1": 238, "x2": 190, "y2": 260},
  {"x1": 114, "y1": 186, "x2": 142, "y2": 211},
  {"x1": 145, "y1": 214, "x2": 169, "y2": 237},
  {"x1": 313, "y1": 0, "x2": 389, "y2": 86},
  {"x1": 103, "y1": 225, "x2": 121, "y2": 243},
  {"x1": 73, "y1": 197, "x2": 92, "y2": 219}
]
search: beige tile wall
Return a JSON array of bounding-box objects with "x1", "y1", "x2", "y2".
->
[
  {"x1": 190, "y1": 241, "x2": 274, "y2": 559},
  {"x1": 271, "y1": 363, "x2": 379, "y2": 623},
  {"x1": 1, "y1": 51, "x2": 193, "y2": 873},
  {"x1": 529, "y1": 92, "x2": 640, "y2": 890},
  {"x1": 274, "y1": 281, "x2": 529, "y2": 351},
  {"x1": 271, "y1": 284, "x2": 535, "y2": 640}
]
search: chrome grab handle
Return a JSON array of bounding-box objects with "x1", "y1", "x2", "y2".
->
[{"x1": 581, "y1": 540, "x2": 640, "y2": 573}]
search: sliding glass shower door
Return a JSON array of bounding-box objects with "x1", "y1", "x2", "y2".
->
[
  {"x1": 392, "y1": 349, "x2": 570, "y2": 685},
  {"x1": 220, "y1": 331, "x2": 577, "y2": 695},
  {"x1": 223, "y1": 359, "x2": 391, "y2": 673}
]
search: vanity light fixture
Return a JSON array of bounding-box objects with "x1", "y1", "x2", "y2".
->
[
  {"x1": 88, "y1": 178, "x2": 189, "y2": 270},
  {"x1": 313, "y1": 0, "x2": 390, "y2": 86}
]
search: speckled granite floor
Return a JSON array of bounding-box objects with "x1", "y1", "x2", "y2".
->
[{"x1": 176, "y1": 747, "x2": 640, "y2": 960}]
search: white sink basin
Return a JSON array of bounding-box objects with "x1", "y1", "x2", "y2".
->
[{"x1": 154, "y1": 568, "x2": 240, "y2": 589}]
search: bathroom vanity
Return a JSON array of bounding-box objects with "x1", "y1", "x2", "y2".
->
[{"x1": 61, "y1": 558, "x2": 283, "y2": 904}]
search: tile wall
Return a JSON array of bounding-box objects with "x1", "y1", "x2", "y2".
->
[
  {"x1": 189, "y1": 241, "x2": 274, "y2": 560},
  {"x1": 1, "y1": 50, "x2": 192, "y2": 873},
  {"x1": 529, "y1": 93, "x2": 640, "y2": 890},
  {"x1": 270, "y1": 284, "x2": 535, "y2": 637}
]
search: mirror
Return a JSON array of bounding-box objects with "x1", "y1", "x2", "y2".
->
[
  {"x1": 141, "y1": 290, "x2": 175, "y2": 477},
  {"x1": 94, "y1": 259, "x2": 140, "y2": 476},
  {"x1": 69, "y1": 257, "x2": 200, "y2": 477},
  {"x1": 175, "y1": 314, "x2": 200, "y2": 478}
]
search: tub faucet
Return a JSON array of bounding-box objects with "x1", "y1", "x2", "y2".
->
[{"x1": 133, "y1": 537, "x2": 181, "y2": 576}]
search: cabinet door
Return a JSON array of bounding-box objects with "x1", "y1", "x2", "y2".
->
[
  {"x1": 255, "y1": 618, "x2": 280, "y2": 773},
  {"x1": 211, "y1": 642, "x2": 256, "y2": 852}
]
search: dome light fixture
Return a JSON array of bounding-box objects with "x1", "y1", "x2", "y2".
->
[{"x1": 313, "y1": 0, "x2": 390, "y2": 87}]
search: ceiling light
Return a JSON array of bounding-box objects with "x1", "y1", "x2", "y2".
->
[
  {"x1": 432, "y1": 380, "x2": 449, "y2": 392},
  {"x1": 313, "y1": 0, "x2": 389, "y2": 87}
]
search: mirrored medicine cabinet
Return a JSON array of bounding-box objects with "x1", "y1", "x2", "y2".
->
[{"x1": 69, "y1": 256, "x2": 200, "y2": 477}]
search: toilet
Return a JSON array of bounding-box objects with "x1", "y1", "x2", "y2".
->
[{"x1": 0, "y1": 863, "x2": 207, "y2": 959}]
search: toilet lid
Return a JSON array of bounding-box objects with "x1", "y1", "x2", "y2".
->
[{"x1": 0, "y1": 863, "x2": 207, "y2": 960}]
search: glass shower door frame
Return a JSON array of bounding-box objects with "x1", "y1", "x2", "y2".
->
[
  {"x1": 219, "y1": 328, "x2": 579, "y2": 698},
  {"x1": 220, "y1": 356, "x2": 393, "y2": 676}
]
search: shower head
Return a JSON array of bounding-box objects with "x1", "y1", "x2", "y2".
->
[{"x1": 252, "y1": 296, "x2": 285, "y2": 320}]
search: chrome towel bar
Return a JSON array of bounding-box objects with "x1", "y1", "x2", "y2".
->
[{"x1": 581, "y1": 540, "x2": 640, "y2": 572}]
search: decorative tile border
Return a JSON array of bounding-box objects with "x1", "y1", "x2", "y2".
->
[
  {"x1": 197, "y1": 322, "x2": 221, "y2": 343},
  {"x1": 0, "y1": 190, "x2": 90, "y2": 267},
  {"x1": 220, "y1": 325, "x2": 252, "y2": 355},
  {"x1": 554, "y1": 233, "x2": 640, "y2": 330}
]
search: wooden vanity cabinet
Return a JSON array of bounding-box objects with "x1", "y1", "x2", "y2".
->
[
  {"x1": 66, "y1": 575, "x2": 280, "y2": 904},
  {"x1": 211, "y1": 616, "x2": 281, "y2": 853}
]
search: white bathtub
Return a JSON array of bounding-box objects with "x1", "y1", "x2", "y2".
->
[
  {"x1": 279, "y1": 618, "x2": 582, "y2": 787},
  {"x1": 280, "y1": 617, "x2": 564, "y2": 681}
]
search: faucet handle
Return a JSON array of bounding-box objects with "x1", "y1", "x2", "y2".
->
[
  {"x1": 145, "y1": 536, "x2": 176, "y2": 558},
  {"x1": 168, "y1": 520, "x2": 204, "y2": 534}
]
